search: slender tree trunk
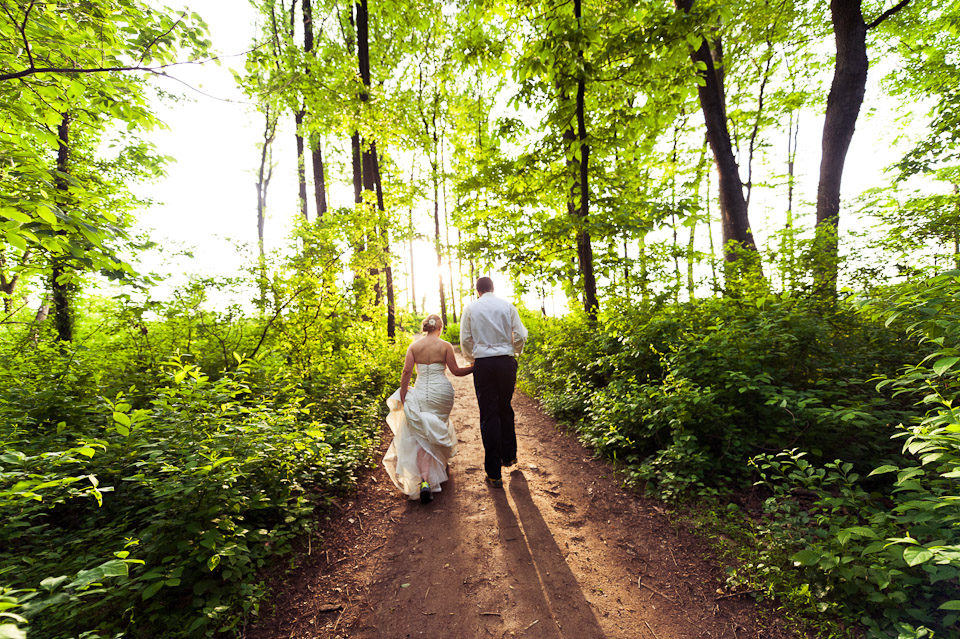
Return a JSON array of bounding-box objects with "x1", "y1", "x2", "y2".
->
[
  {"x1": 428, "y1": 98, "x2": 447, "y2": 325},
  {"x1": 783, "y1": 111, "x2": 799, "y2": 292},
  {"x1": 294, "y1": 109, "x2": 308, "y2": 220},
  {"x1": 954, "y1": 184, "x2": 960, "y2": 270},
  {"x1": 674, "y1": 0, "x2": 759, "y2": 275},
  {"x1": 441, "y1": 133, "x2": 457, "y2": 322},
  {"x1": 256, "y1": 107, "x2": 277, "y2": 304},
  {"x1": 432, "y1": 156, "x2": 447, "y2": 325},
  {"x1": 371, "y1": 143, "x2": 395, "y2": 339},
  {"x1": 312, "y1": 141, "x2": 327, "y2": 218},
  {"x1": 300, "y1": 0, "x2": 327, "y2": 219},
  {"x1": 688, "y1": 138, "x2": 709, "y2": 299},
  {"x1": 560, "y1": 0, "x2": 598, "y2": 317},
  {"x1": 52, "y1": 114, "x2": 73, "y2": 342},
  {"x1": 408, "y1": 161, "x2": 417, "y2": 314}
]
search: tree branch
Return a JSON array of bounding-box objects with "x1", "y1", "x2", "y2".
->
[
  {"x1": 867, "y1": 0, "x2": 912, "y2": 30},
  {"x1": 138, "y1": 12, "x2": 187, "y2": 67}
]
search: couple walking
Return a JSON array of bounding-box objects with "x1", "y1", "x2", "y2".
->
[{"x1": 382, "y1": 277, "x2": 528, "y2": 503}]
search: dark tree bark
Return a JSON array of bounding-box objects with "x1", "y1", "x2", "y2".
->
[
  {"x1": 52, "y1": 114, "x2": 73, "y2": 342},
  {"x1": 815, "y1": 0, "x2": 912, "y2": 295},
  {"x1": 674, "y1": 0, "x2": 759, "y2": 270},
  {"x1": 354, "y1": 0, "x2": 395, "y2": 337},
  {"x1": 294, "y1": 109, "x2": 308, "y2": 220},
  {"x1": 371, "y1": 143, "x2": 395, "y2": 338},
  {"x1": 301, "y1": 0, "x2": 327, "y2": 219},
  {"x1": 564, "y1": 0, "x2": 598, "y2": 319}
]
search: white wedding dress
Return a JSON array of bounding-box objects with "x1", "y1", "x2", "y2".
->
[
  {"x1": 382, "y1": 362, "x2": 458, "y2": 499},
  {"x1": 383, "y1": 362, "x2": 457, "y2": 499}
]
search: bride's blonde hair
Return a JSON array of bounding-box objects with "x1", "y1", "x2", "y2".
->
[{"x1": 421, "y1": 313, "x2": 442, "y2": 334}]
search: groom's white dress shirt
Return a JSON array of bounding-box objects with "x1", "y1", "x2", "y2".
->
[{"x1": 460, "y1": 292, "x2": 528, "y2": 363}]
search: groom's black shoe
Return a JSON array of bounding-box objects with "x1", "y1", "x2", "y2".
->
[
  {"x1": 485, "y1": 476, "x2": 503, "y2": 488},
  {"x1": 419, "y1": 481, "x2": 433, "y2": 504}
]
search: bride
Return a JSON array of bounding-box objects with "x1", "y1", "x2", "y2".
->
[{"x1": 383, "y1": 313, "x2": 474, "y2": 504}]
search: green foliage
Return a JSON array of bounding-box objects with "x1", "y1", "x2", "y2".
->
[
  {"x1": 519, "y1": 281, "x2": 960, "y2": 636},
  {"x1": 0, "y1": 220, "x2": 404, "y2": 638},
  {"x1": 521, "y1": 295, "x2": 914, "y2": 499}
]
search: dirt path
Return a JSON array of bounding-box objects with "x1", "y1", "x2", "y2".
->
[{"x1": 247, "y1": 354, "x2": 792, "y2": 639}]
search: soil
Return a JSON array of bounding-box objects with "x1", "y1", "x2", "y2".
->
[{"x1": 246, "y1": 352, "x2": 796, "y2": 639}]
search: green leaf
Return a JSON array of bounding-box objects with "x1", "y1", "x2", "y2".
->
[
  {"x1": 141, "y1": 580, "x2": 164, "y2": 600},
  {"x1": 791, "y1": 549, "x2": 821, "y2": 566},
  {"x1": 868, "y1": 465, "x2": 899, "y2": 476},
  {"x1": 939, "y1": 600, "x2": 960, "y2": 611},
  {"x1": 113, "y1": 412, "x2": 132, "y2": 427},
  {"x1": 932, "y1": 356, "x2": 960, "y2": 376},
  {"x1": 902, "y1": 546, "x2": 934, "y2": 567},
  {"x1": 0, "y1": 209, "x2": 31, "y2": 224},
  {"x1": 35, "y1": 206, "x2": 57, "y2": 225}
]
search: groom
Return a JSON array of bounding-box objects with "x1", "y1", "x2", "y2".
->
[{"x1": 460, "y1": 277, "x2": 528, "y2": 487}]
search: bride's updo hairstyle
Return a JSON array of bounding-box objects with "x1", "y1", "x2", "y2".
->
[{"x1": 421, "y1": 313, "x2": 442, "y2": 334}]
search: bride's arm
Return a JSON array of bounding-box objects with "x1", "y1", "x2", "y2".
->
[
  {"x1": 445, "y1": 343, "x2": 474, "y2": 377},
  {"x1": 399, "y1": 347, "x2": 415, "y2": 403}
]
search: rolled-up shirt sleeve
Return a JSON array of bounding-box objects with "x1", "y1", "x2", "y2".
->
[
  {"x1": 511, "y1": 307, "x2": 528, "y2": 355},
  {"x1": 460, "y1": 304, "x2": 475, "y2": 362}
]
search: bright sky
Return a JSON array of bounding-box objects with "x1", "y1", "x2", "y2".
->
[{"x1": 134, "y1": 1, "x2": 924, "y2": 315}]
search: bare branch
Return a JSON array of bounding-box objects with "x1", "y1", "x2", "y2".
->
[{"x1": 867, "y1": 0, "x2": 912, "y2": 30}]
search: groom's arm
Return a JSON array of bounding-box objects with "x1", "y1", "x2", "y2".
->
[
  {"x1": 511, "y1": 305, "x2": 528, "y2": 355},
  {"x1": 460, "y1": 305, "x2": 475, "y2": 362}
]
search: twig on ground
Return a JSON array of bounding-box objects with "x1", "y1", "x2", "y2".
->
[
  {"x1": 668, "y1": 546, "x2": 678, "y2": 567},
  {"x1": 361, "y1": 543, "x2": 385, "y2": 559},
  {"x1": 644, "y1": 620, "x2": 661, "y2": 639},
  {"x1": 639, "y1": 581, "x2": 680, "y2": 607},
  {"x1": 715, "y1": 589, "x2": 761, "y2": 601},
  {"x1": 331, "y1": 606, "x2": 346, "y2": 635},
  {"x1": 522, "y1": 619, "x2": 540, "y2": 632},
  {"x1": 480, "y1": 611, "x2": 501, "y2": 616}
]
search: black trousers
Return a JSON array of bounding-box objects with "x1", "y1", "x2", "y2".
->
[{"x1": 473, "y1": 355, "x2": 518, "y2": 480}]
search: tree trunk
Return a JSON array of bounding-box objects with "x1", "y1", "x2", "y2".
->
[
  {"x1": 256, "y1": 107, "x2": 276, "y2": 304},
  {"x1": 52, "y1": 114, "x2": 73, "y2": 342},
  {"x1": 674, "y1": 0, "x2": 759, "y2": 273},
  {"x1": 295, "y1": 108, "x2": 308, "y2": 220},
  {"x1": 441, "y1": 133, "x2": 457, "y2": 322},
  {"x1": 814, "y1": 0, "x2": 868, "y2": 296},
  {"x1": 301, "y1": 0, "x2": 327, "y2": 219},
  {"x1": 312, "y1": 141, "x2": 327, "y2": 218},
  {"x1": 370, "y1": 142, "x2": 395, "y2": 339},
  {"x1": 565, "y1": 0, "x2": 598, "y2": 319},
  {"x1": 783, "y1": 110, "x2": 799, "y2": 292},
  {"x1": 407, "y1": 161, "x2": 417, "y2": 314}
]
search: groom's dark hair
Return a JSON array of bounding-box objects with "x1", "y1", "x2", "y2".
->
[{"x1": 476, "y1": 277, "x2": 494, "y2": 293}]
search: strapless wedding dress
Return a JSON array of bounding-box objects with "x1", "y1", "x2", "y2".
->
[{"x1": 382, "y1": 362, "x2": 458, "y2": 498}]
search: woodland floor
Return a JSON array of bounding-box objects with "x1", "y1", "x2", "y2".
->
[{"x1": 246, "y1": 351, "x2": 798, "y2": 639}]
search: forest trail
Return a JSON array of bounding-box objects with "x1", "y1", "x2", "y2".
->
[{"x1": 247, "y1": 352, "x2": 790, "y2": 639}]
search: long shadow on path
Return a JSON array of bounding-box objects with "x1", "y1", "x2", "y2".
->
[{"x1": 492, "y1": 470, "x2": 607, "y2": 638}]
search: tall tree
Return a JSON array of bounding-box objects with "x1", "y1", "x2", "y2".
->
[
  {"x1": 814, "y1": 0, "x2": 913, "y2": 295},
  {"x1": 673, "y1": 0, "x2": 759, "y2": 274}
]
